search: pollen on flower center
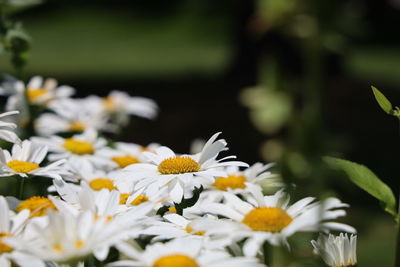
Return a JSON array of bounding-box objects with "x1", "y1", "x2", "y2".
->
[
  {"x1": 112, "y1": 155, "x2": 140, "y2": 168},
  {"x1": 158, "y1": 157, "x2": 200, "y2": 175},
  {"x1": 74, "y1": 240, "x2": 85, "y2": 249},
  {"x1": 69, "y1": 121, "x2": 85, "y2": 132},
  {"x1": 27, "y1": 88, "x2": 47, "y2": 102},
  {"x1": 0, "y1": 233, "x2": 13, "y2": 254},
  {"x1": 16, "y1": 196, "x2": 57, "y2": 217},
  {"x1": 152, "y1": 254, "x2": 200, "y2": 267},
  {"x1": 185, "y1": 225, "x2": 205, "y2": 236},
  {"x1": 7, "y1": 160, "x2": 39, "y2": 173},
  {"x1": 63, "y1": 138, "x2": 94, "y2": 155},
  {"x1": 213, "y1": 175, "x2": 247, "y2": 191},
  {"x1": 89, "y1": 178, "x2": 116, "y2": 191},
  {"x1": 130, "y1": 195, "x2": 149, "y2": 205},
  {"x1": 242, "y1": 207, "x2": 293, "y2": 233},
  {"x1": 103, "y1": 96, "x2": 116, "y2": 111},
  {"x1": 119, "y1": 193, "x2": 130, "y2": 204}
]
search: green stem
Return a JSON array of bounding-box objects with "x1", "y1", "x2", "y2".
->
[{"x1": 17, "y1": 177, "x2": 24, "y2": 199}]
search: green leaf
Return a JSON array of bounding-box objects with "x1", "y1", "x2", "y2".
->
[
  {"x1": 371, "y1": 86, "x2": 393, "y2": 114},
  {"x1": 324, "y1": 156, "x2": 397, "y2": 218}
]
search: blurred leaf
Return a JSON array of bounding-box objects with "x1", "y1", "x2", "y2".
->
[
  {"x1": 371, "y1": 86, "x2": 393, "y2": 115},
  {"x1": 324, "y1": 156, "x2": 397, "y2": 218}
]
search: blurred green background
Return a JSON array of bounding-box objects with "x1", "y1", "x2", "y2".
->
[{"x1": 1, "y1": 0, "x2": 399, "y2": 266}]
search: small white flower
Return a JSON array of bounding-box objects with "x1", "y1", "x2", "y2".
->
[
  {"x1": 311, "y1": 233, "x2": 357, "y2": 267},
  {"x1": 203, "y1": 185, "x2": 356, "y2": 256},
  {"x1": 31, "y1": 128, "x2": 112, "y2": 169},
  {"x1": 0, "y1": 111, "x2": 21, "y2": 144},
  {"x1": 124, "y1": 132, "x2": 248, "y2": 203},
  {"x1": 0, "y1": 196, "x2": 45, "y2": 267},
  {"x1": 0, "y1": 140, "x2": 67, "y2": 179},
  {"x1": 111, "y1": 238, "x2": 264, "y2": 267}
]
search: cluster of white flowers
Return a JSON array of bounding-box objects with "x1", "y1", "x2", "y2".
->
[{"x1": 0, "y1": 76, "x2": 357, "y2": 267}]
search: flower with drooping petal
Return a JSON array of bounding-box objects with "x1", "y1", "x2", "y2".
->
[
  {"x1": 311, "y1": 233, "x2": 357, "y2": 267},
  {"x1": 124, "y1": 132, "x2": 248, "y2": 203},
  {"x1": 0, "y1": 111, "x2": 21, "y2": 144}
]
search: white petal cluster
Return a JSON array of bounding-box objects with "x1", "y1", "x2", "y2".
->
[{"x1": 0, "y1": 75, "x2": 357, "y2": 267}]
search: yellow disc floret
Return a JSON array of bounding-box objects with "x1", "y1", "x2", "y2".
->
[
  {"x1": 7, "y1": 160, "x2": 39, "y2": 173},
  {"x1": 103, "y1": 96, "x2": 116, "y2": 111},
  {"x1": 63, "y1": 138, "x2": 94, "y2": 155},
  {"x1": 158, "y1": 157, "x2": 200, "y2": 175},
  {"x1": 27, "y1": 88, "x2": 47, "y2": 102},
  {"x1": 213, "y1": 175, "x2": 247, "y2": 191},
  {"x1": 89, "y1": 178, "x2": 116, "y2": 191},
  {"x1": 16, "y1": 196, "x2": 57, "y2": 217},
  {"x1": 0, "y1": 233, "x2": 13, "y2": 254},
  {"x1": 130, "y1": 195, "x2": 149, "y2": 206},
  {"x1": 185, "y1": 225, "x2": 205, "y2": 236},
  {"x1": 152, "y1": 254, "x2": 200, "y2": 267},
  {"x1": 112, "y1": 155, "x2": 140, "y2": 168},
  {"x1": 242, "y1": 207, "x2": 293, "y2": 233},
  {"x1": 69, "y1": 121, "x2": 85, "y2": 132},
  {"x1": 119, "y1": 193, "x2": 130, "y2": 204}
]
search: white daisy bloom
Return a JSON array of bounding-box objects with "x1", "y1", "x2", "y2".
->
[
  {"x1": 0, "y1": 196, "x2": 45, "y2": 267},
  {"x1": 110, "y1": 238, "x2": 265, "y2": 267},
  {"x1": 211, "y1": 163, "x2": 278, "y2": 191},
  {"x1": 203, "y1": 185, "x2": 356, "y2": 256},
  {"x1": 0, "y1": 111, "x2": 21, "y2": 144},
  {"x1": 143, "y1": 213, "x2": 234, "y2": 249},
  {"x1": 0, "y1": 140, "x2": 67, "y2": 179},
  {"x1": 10, "y1": 203, "x2": 153, "y2": 263},
  {"x1": 0, "y1": 76, "x2": 75, "y2": 110},
  {"x1": 101, "y1": 90, "x2": 158, "y2": 120},
  {"x1": 31, "y1": 128, "x2": 113, "y2": 169},
  {"x1": 97, "y1": 142, "x2": 160, "y2": 169},
  {"x1": 311, "y1": 233, "x2": 357, "y2": 267},
  {"x1": 124, "y1": 132, "x2": 248, "y2": 203}
]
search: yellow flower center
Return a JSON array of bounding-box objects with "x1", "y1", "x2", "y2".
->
[
  {"x1": 7, "y1": 160, "x2": 39, "y2": 173},
  {"x1": 103, "y1": 96, "x2": 116, "y2": 111},
  {"x1": 27, "y1": 88, "x2": 47, "y2": 102},
  {"x1": 112, "y1": 155, "x2": 140, "y2": 168},
  {"x1": 168, "y1": 207, "x2": 177, "y2": 213},
  {"x1": 0, "y1": 233, "x2": 13, "y2": 254},
  {"x1": 63, "y1": 138, "x2": 94, "y2": 155},
  {"x1": 74, "y1": 240, "x2": 85, "y2": 249},
  {"x1": 69, "y1": 121, "x2": 85, "y2": 132},
  {"x1": 53, "y1": 244, "x2": 63, "y2": 253},
  {"x1": 213, "y1": 175, "x2": 247, "y2": 191},
  {"x1": 242, "y1": 207, "x2": 293, "y2": 233},
  {"x1": 16, "y1": 196, "x2": 56, "y2": 217},
  {"x1": 119, "y1": 193, "x2": 130, "y2": 204},
  {"x1": 158, "y1": 157, "x2": 200, "y2": 175},
  {"x1": 185, "y1": 225, "x2": 205, "y2": 236},
  {"x1": 89, "y1": 178, "x2": 116, "y2": 191},
  {"x1": 130, "y1": 195, "x2": 149, "y2": 206},
  {"x1": 152, "y1": 254, "x2": 200, "y2": 267}
]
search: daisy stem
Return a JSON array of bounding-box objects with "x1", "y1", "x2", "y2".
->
[
  {"x1": 394, "y1": 193, "x2": 400, "y2": 267},
  {"x1": 17, "y1": 177, "x2": 25, "y2": 199}
]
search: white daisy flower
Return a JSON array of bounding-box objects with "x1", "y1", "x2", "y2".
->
[
  {"x1": 101, "y1": 90, "x2": 158, "y2": 120},
  {"x1": 203, "y1": 185, "x2": 356, "y2": 256},
  {"x1": 35, "y1": 97, "x2": 117, "y2": 136},
  {"x1": 10, "y1": 204, "x2": 153, "y2": 263},
  {"x1": 0, "y1": 111, "x2": 21, "y2": 144},
  {"x1": 0, "y1": 196, "x2": 45, "y2": 267},
  {"x1": 0, "y1": 76, "x2": 75, "y2": 108},
  {"x1": 31, "y1": 128, "x2": 113, "y2": 169},
  {"x1": 311, "y1": 233, "x2": 357, "y2": 267},
  {"x1": 0, "y1": 140, "x2": 67, "y2": 179},
  {"x1": 124, "y1": 132, "x2": 248, "y2": 203},
  {"x1": 110, "y1": 238, "x2": 265, "y2": 267}
]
